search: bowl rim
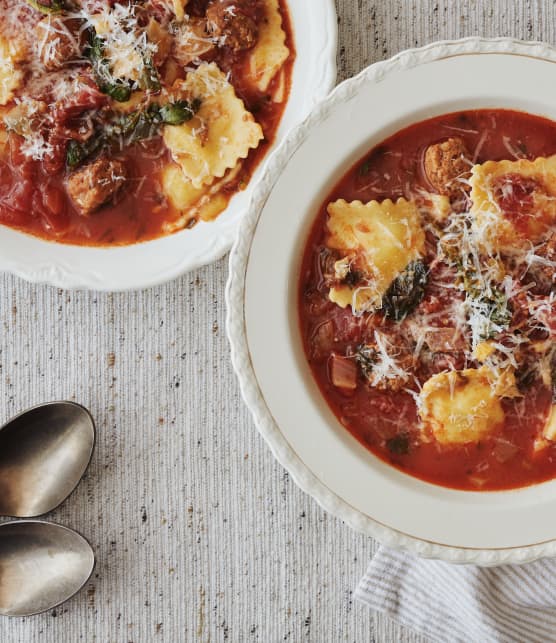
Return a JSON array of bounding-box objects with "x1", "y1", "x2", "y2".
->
[
  {"x1": 226, "y1": 36, "x2": 556, "y2": 565},
  {"x1": 0, "y1": 0, "x2": 338, "y2": 291}
]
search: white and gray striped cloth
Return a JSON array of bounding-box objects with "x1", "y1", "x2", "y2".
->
[{"x1": 355, "y1": 547, "x2": 556, "y2": 642}]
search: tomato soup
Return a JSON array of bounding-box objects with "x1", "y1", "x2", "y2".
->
[{"x1": 299, "y1": 109, "x2": 556, "y2": 490}]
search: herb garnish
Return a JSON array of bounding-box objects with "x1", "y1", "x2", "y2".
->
[
  {"x1": 358, "y1": 159, "x2": 371, "y2": 176},
  {"x1": 381, "y1": 260, "x2": 428, "y2": 322},
  {"x1": 462, "y1": 266, "x2": 512, "y2": 341},
  {"x1": 87, "y1": 33, "x2": 162, "y2": 102},
  {"x1": 140, "y1": 57, "x2": 161, "y2": 93},
  {"x1": 386, "y1": 435, "x2": 410, "y2": 455},
  {"x1": 66, "y1": 137, "x2": 104, "y2": 168},
  {"x1": 158, "y1": 99, "x2": 202, "y2": 125},
  {"x1": 88, "y1": 35, "x2": 133, "y2": 102},
  {"x1": 24, "y1": 0, "x2": 65, "y2": 14},
  {"x1": 353, "y1": 344, "x2": 377, "y2": 380},
  {"x1": 66, "y1": 99, "x2": 201, "y2": 168}
]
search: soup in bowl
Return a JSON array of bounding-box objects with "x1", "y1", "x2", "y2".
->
[
  {"x1": 298, "y1": 108, "x2": 556, "y2": 492},
  {"x1": 228, "y1": 40, "x2": 556, "y2": 560}
]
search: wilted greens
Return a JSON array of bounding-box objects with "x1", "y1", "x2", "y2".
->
[
  {"x1": 25, "y1": 0, "x2": 65, "y2": 14},
  {"x1": 66, "y1": 99, "x2": 201, "y2": 168},
  {"x1": 87, "y1": 33, "x2": 161, "y2": 102},
  {"x1": 462, "y1": 266, "x2": 512, "y2": 342},
  {"x1": 88, "y1": 35, "x2": 133, "y2": 102},
  {"x1": 381, "y1": 260, "x2": 428, "y2": 322},
  {"x1": 386, "y1": 434, "x2": 410, "y2": 455},
  {"x1": 66, "y1": 137, "x2": 104, "y2": 168},
  {"x1": 353, "y1": 344, "x2": 377, "y2": 381},
  {"x1": 158, "y1": 99, "x2": 202, "y2": 125}
]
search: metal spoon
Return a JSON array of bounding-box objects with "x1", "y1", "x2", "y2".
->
[
  {"x1": 0, "y1": 520, "x2": 95, "y2": 616},
  {"x1": 0, "y1": 402, "x2": 95, "y2": 517}
]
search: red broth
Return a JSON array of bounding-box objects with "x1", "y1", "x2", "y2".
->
[
  {"x1": 0, "y1": 0, "x2": 295, "y2": 246},
  {"x1": 298, "y1": 109, "x2": 556, "y2": 491}
]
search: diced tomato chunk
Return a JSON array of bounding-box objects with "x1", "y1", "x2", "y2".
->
[
  {"x1": 39, "y1": 183, "x2": 69, "y2": 233},
  {"x1": 492, "y1": 438, "x2": 520, "y2": 464},
  {"x1": 42, "y1": 184, "x2": 65, "y2": 217},
  {"x1": 492, "y1": 173, "x2": 542, "y2": 233},
  {"x1": 41, "y1": 208, "x2": 70, "y2": 234},
  {"x1": 52, "y1": 80, "x2": 107, "y2": 125},
  {"x1": 0, "y1": 161, "x2": 13, "y2": 198},
  {"x1": 9, "y1": 180, "x2": 34, "y2": 213},
  {"x1": 535, "y1": 300, "x2": 556, "y2": 338}
]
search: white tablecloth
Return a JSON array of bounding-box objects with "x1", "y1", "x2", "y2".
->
[{"x1": 2, "y1": 1, "x2": 555, "y2": 641}]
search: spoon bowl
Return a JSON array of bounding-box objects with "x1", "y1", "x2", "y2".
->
[
  {"x1": 0, "y1": 521, "x2": 95, "y2": 616},
  {"x1": 0, "y1": 402, "x2": 95, "y2": 517}
]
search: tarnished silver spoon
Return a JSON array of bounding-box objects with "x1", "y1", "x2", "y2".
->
[
  {"x1": 0, "y1": 521, "x2": 95, "y2": 616},
  {"x1": 0, "y1": 402, "x2": 95, "y2": 517}
]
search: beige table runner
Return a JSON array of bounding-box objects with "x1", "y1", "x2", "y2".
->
[{"x1": 2, "y1": 1, "x2": 555, "y2": 641}]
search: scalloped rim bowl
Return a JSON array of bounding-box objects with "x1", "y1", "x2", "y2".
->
[
  {"x1": 227, "y1": 38, "x2": 556, "y2": 565},
  {"x1": 0, "y1": 1, "x2": 337, "y2": 291}
]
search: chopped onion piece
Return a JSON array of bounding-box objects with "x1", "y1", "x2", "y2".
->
[
  {"x1": 329, "y1": 354, "x2": 358, "y2": 390},
  {"x1": 492, "y1": 438, "x2": 519, "y2": 463}
]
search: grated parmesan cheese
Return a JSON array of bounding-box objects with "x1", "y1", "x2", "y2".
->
[
  {"x1": 81, "y1": 3, "x2": 158, "y2": 85},
  {"x1": 366, "y1": 330, "x2": 411, "y2": 388}
]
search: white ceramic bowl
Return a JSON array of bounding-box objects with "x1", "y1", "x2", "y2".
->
[
  {"x1": 227, "y1": 38, "x2": 556, "y2": 565},
  {"x1": 0, "y1": 1, "x2": 337, "y2": 291}
]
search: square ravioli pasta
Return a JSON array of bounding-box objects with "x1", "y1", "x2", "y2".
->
[
  {"x1": 0, "y1": 34, "x2": 24, "y2": 105},
  {"x1": 470, "y1": 154, "x2": 556, "y2": 249},
  {"x1": 163, "y1": 63, "x2": 264, "y2": 189},
  {"x1": 324, "y1": 198, "x2": 425, "y2": 314},
  {"x1": 246, "y1": 0, "x2": 290, "y2": 92}
]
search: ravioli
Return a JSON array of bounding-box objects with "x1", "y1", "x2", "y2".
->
[
  {"x1": 173, "y1": 0, "x2": 186, "y2": 22},
  {"x1": 0, "y1": 35, "x2": 24, "y2": 106},
  {"x1": 161, "y1": 161, "x2": 241, "y2": 230},
  {"x1": 418, "y1": 192, "x2": 451, "y2": 224},
  {"x1": 544, "y1": 406, "x2": 556, "y2": 441},
  {"x1": 419, "y1": 367, "x2": 505, "y2": 445},
  {"x1": 246, "y1": 0, "x2": 290, "y2": 92},
  {"x1": 162, "y1": 162, "x2": 206, "y2": 211},
  {"x1": 325, "y1": 198, "x2": 425, "y2": 313},
  {"x1": 163, "y1": 63, "x2": 264, "y2": 188},
  {"x1": 470, "y1": 155, "x2": 556, "y2": 249}
]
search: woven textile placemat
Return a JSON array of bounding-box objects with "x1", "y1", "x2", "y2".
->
[{"x1": 2, "y1": 1, "x2": 554, "y2": 641}]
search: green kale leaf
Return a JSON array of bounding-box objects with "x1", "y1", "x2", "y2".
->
[
  {"x1": 65, "y1": 99, "x2": 201, "y2": 168},
  {"x1": 25, "y1": 0, "x2": 65, "y2": 14},
  {"x1": 381, "y1": 260, "x2": 428, "y2": 322},
  {"x1": 386, "y1": 434, "x2": 410, "y2": 455}
]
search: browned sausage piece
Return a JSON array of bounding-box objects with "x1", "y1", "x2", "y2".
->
[
  {"x1": 36, "y1": 17, "x2": 82, "y2": 71},
  {"x1": 206, "y1": 1, "x2": 259, "y2": 52},
  {"x1": 423, "y1": 137, "x2": 471, "y2": 199},
  {"x1": 527, "y1": 232, "x2": 556, "y2": 294},
  {"x1": 67, "y1": 157, "x2": 127, "y2": 217}
]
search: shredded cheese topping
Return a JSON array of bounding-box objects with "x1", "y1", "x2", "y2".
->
[
  {"x1": 82, "y1": 3, "x2": 158, "y2": 84},
  {"x1": 321, "y1": 152, "x2": 556, "y2": 449}
]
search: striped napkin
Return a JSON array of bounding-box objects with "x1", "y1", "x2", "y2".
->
[{"x1": 355, "y1": 547, "x2": 556, "y2": 643}]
